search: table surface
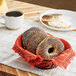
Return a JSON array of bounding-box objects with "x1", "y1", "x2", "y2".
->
[{"x1": 0, "y1": 0, "x2": 76, "y2": 76}]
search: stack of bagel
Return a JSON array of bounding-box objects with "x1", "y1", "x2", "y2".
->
[{"x1": 22, "y1": 27, "x2": 65, "y2": 59}]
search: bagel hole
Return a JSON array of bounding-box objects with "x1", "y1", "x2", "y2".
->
[{"x1": 48, "y1": 48, "x2": 54, "y2": 53}]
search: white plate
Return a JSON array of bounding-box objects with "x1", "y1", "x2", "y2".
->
[{"x1": 40, "y1": 9, "x2": 76, "y2": 31}]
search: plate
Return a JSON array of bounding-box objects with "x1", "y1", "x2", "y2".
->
[{"x1": 40, "y1": 9, "x2": 76, "y2": 31}]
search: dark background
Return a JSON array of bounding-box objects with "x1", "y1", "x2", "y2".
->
[{"x1": 16, "y1": 0, "x2": 76, "y2": 11}]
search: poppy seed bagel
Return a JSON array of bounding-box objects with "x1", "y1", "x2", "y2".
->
[
  {"x1": 36, "y1": 36, "x2": 65, "y2": 59},
  {"x1": 27, "y1": 33, "x2": 48, "y2": 54},
  {"x1": 22, "y1": 27, "x2": 47, "y2": 49}
]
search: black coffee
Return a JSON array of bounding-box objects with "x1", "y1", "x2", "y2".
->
[{"x1": 6, "y1": 11, "x2": 22, "y2": 17}]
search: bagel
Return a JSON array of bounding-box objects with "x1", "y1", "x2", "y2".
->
[
  {"x1": 27, "y1": 33, "x2": 48, "y2": 54},
  {"x1": 22, "y1": 27, "x2": 47, "y2": 49},
  {"x1": 36, "y1": 36, "x2": 65, "y2": 59}
]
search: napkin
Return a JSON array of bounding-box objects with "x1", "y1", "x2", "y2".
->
[{"x1": 0, "y1": 20, "x2": 76, "y2": 76}]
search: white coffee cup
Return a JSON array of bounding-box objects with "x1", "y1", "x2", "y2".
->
[{"x1": 0, "y1": 9, "x2": 24, "y2": 30}]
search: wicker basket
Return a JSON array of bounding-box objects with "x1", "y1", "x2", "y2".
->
[{"x1": 12, "y1": 33, "x2": 75, "y2": 69}]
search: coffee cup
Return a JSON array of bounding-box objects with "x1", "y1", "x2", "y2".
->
[{"x1": 0, "y1": 9, "x2": 24, "y2": 30}]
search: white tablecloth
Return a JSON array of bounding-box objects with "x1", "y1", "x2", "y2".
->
[{"x1": 0, "y1": 19, "x2": 76, "y2": 76}]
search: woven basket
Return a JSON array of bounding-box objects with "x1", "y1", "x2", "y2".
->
[{"x1": 12, "y1": 33, "x2": 75, "y2": 69}]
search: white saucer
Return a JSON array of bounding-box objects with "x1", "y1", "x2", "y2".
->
[{"x1": 40, "y1": 9, "x2": 76, "y2": 31}]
